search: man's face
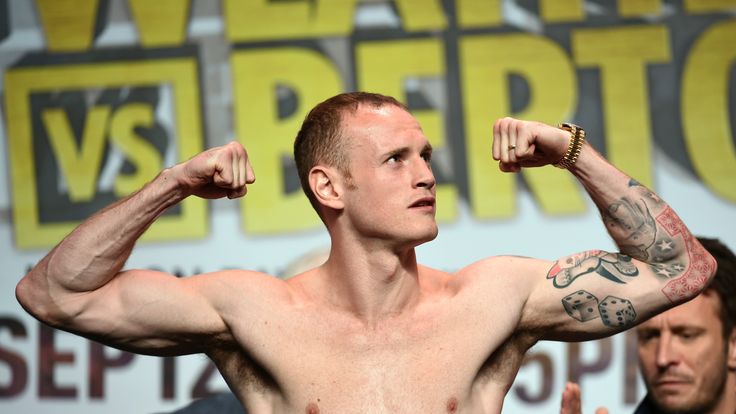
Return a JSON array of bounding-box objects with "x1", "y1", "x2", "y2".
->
[
  {"x1": 337, "y1": 104, "x2": 437, "y2": 246},
  {"x1": 636, "y1": 291, "x2": 732, "y2": 413}
]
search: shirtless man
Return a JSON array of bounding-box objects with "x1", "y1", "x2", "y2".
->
[{"x1": 16, "y1": 92, "x2": 716, "y2": 413}]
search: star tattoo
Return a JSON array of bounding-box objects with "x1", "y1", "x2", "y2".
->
[
  {"x1": 656, "y1": 240, "x2": 673, "y2": 251},
  {"x1": 656, "y1": 267, "x2": 673, "y2": 277}
]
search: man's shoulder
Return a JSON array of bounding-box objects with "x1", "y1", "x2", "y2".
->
[
  {"x1": 189, "y1": 269, "x2": 295, "y2": 307},
  {"x1": 453, "y1": 255, "x2": 543, "y2": 281},
  {"x1": 195, "y1": 268, "x2": 285, "y2": 287},
  {"x1": 418, "y1": 256, "x2": 542, "y2": 300}
]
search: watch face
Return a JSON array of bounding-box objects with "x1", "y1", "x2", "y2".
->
[{"x1": 559, "y1": 122, "x2": 578, "y2": 132}]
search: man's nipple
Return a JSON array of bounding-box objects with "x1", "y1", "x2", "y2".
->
[
  {"x1": 306, "y1": 402, "x2": 320, "y2": 414},
  {"x1": 446, "y1": 397, "x2": 458, "y2": 412}
]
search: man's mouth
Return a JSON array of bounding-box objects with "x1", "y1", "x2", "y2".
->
[
  {"x1": 654, "y1": 376, "x2": 692, "y2": 388},
  {"x1": 410, "y1": 197, "x2": 435, "y2": 208}
]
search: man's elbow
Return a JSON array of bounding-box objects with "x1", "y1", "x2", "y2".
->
[
  {"x1": 701, "y1": 249, "x2": 719, "y2": 293},
  {"x1": 15, "y1": 273, "x2": 73, "y2": 327},
  {"x1": 681, "y1": 246, "x2": 718, "y2": 302},
  {"x1": 16, "y1": 276, "x2": 45, "y2": 320}
]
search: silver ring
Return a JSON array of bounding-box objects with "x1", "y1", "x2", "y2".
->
[{"x1": 508, "y1": 144, "x2": 516, "y2": 150}]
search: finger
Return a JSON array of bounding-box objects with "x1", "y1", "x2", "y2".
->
[
  {"x1": 499, "y1": 118, "x2": 511, "y2": 164},
  {"x1": 560, "y1": 382, "x2": 574, "y2": 414},
  {"x1": 228, "y1": 145, "x2": 254, "y2": 199},
  {"x1": 514, "y1": 121, "x2": 532, "y2": 159},
  {"x1": 232, "y1": 149, "x2": 240, "y2": 189},
  {"x1": 499, "y1": 161, "x2": 520, "y2": 173},
  {"x1": 212, "y1": 152, "x2": 234, "y2": 188},
  {"x1": 492, "y1": 120, "x2": 501, "y2": 161},
  {"x1": 228, "y1": 141, "x2": 248, "y2": 190},
  {"x1": 222, "y1": 141, "x2": 244, "y2": 186},
  {"x1": 238, "y1": 149, "x2": 246, "y2": 188},
  {"x1": 572, "y1": 383, "x2": 581, "y2": 412},
  {"x1": 595, "y1": 408, "x2": 609, "y2": 414},
  {"x1": 507, "y1": 120, "x2": 518, "y2": 164},
  {"x1": 227, "y1": 187, "x2": 245, "y2": 199},
  {"x1": 244, "y1": 150, "x2": 256, "y2": 184}
]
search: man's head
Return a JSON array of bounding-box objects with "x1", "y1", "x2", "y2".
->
[
  {"x1": 293, "y1": 92, "x2": 407, "y2": 217},
  {"x1": 636, "y1": 237, "x2": 736, "y2": 414}
]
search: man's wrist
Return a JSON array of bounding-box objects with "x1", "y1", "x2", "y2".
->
[
  {"x1": 553, "y1": 123, "x2": 586, "y2": 169},
  {"x1": 155, "y1": 165, "x2": 192, "y2": 202}
]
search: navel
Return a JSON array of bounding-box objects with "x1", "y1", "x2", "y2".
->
[
  {"x1": 305, "y1": 402, "x2": 320, "y2": 414},
  {"x1": 446, "y1": 397, "x2": 458, "y2": 413}
]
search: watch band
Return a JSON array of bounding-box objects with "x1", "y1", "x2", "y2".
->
[{"x1": 554, "y1": 122, "x2": 586, "y2": 169}]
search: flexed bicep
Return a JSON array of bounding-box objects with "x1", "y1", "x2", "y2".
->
[
  {"x1": 59, "y1": 268, "x2": 284, "y2": 356},
  {"x1": 547, "y1": 250, "x2": 639, "y2": 288},
  {"x1": 543, "y1": 251, "x2": 641, "y2": 331},
  {"x1": 46, "y1": 269, "x2": 233, "y2": 356},
  {"x1": 526, "y1": 243, "x2": 711, "y2": 341}
]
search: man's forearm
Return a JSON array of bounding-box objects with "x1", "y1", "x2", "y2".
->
[
  {"x1": 571, "y1": 143, "x2": 715, "y2": 302},
  {"x1": 34, "y1": 166, "x2": 187, "y2": 293},
  {"x1": 17, "y1": 141, "x2": 252, "y2": 332}
]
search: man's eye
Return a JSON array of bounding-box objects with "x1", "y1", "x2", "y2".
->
[
  {"x1": 421, "y1": 152, "x2": 432, "y2": 162},
  {"x1": 637, "y1": 331, "x2": 658, "y2": 342},
  {"x1": 680, "y1": 331, "x2": 698, "y2": 340}
]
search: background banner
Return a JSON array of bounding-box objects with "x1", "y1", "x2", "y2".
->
[{"x1": 1, "y1": 0, "x2": 734, "y2": 413}]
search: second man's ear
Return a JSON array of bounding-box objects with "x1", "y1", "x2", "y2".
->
[{"x1": 309, "y1": 166, "x2": 344, "y2": 211}]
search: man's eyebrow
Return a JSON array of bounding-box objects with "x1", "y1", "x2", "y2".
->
[
  {"x1": 381, "y1": 147, "x2": 410, "y2": 158},
  {"x1": 671, "y1": 325, "x2": 706, "y2": 334},
  {"x1": 636, "y1": 324, "x2": 705, "y2": 334},
  {"x1": 380, "y1": 143, "x2": 433, "y2": 159}
]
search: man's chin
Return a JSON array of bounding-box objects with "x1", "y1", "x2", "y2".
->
[
  {"x1": 406, "y1": 227, "x2": 439, "y2": 248},
  {"x1": 651, "y1": 391, "x2": 708, "y2": 414},
  {"x1": 420, "y1": 226, "x2": 439, "y2": 243}
]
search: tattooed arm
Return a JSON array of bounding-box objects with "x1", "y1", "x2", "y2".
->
[
  {"x1": 482, "y1": 118, "x2": 717, "y2": 341},
  {"x1": 569, "y1": 150, "x2": 715, "y2": 306}
]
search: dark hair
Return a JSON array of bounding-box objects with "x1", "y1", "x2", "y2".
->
[
  {"x1": 293, "y1": 92, "x2": 406, "y2": 216},
  {"x1": 698, "y1": 237, "x2": 736, "y2": 337}
]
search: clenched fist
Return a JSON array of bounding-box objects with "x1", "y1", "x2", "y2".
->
[
  {"x1": 492, "y1": 117, "x2": 573, "y2": 173},
  {"x1": 176, "y1": 141, "x2": 256, "y2": 199}
]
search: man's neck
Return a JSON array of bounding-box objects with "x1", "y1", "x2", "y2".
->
[
  {"x1": 710, "y1": 373, "x2": 736, "y2": 414},
  {"x1": 316, "y1": 238, "x2": 424, "y2": 325},
  {"x1": 637, "y1": 374, "x2": 736, "y2": 414}
]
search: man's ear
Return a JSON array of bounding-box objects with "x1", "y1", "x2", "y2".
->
[
  {"x1": 309, "y1": 166, "x2": 344, "y2": 210},
  {"x1": 727, "y1": 328, "x2": 736, "y2": 370}
]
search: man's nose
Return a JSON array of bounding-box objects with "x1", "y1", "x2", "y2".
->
[
  {"x1": 655, "y1": 334, "x2": 678, "y2": 368},
  {"x1": 414, "y1": 158, "x2": 436, "y2": 189}
]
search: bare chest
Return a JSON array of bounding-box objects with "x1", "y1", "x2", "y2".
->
[{"x1": 215, "y1": 305, "x2": 521, "y2": 413}]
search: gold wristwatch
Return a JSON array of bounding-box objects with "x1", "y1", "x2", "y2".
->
[{"x1": 553, "y1": 122, "x2": 585, "y2": 169}]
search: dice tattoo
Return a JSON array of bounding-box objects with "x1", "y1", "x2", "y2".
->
[
  {"x1": 598, "y1": 296, "x2": 637, "y2": 328},
  {"x1": 561, "y1": 290, "x2": 600, "y2": 322}
]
